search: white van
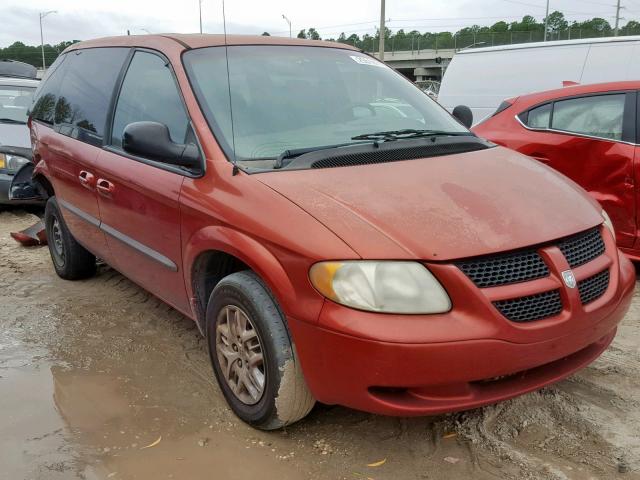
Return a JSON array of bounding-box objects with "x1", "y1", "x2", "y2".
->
[{"x1": 438, "y1": 35, "x2": 640, "y2": 124}]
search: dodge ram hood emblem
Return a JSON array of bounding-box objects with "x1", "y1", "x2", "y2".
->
[{"x1": 562, "y1": 270, "x2": 577, "y2": 289}]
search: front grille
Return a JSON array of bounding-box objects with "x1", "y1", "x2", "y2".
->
[
  {"x1": 456, "y1": 249, "x2": 549, "y2": 288},
  {"x1": 493, "y1": 290, "x2": 563, "y2": 322},
  {"x1": 578, "y1": 269, "x2": 610, "y2": 305},
  {"x1": 558, "y1": 228, "x2": 605, "y2": 268}
]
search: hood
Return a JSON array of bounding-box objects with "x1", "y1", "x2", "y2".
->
[
  {"x1": 0, "y1": 123, "x2": 31, "y2": 149},
  {"x1": 256, "y1": 146, "x2": 603, "y2": 261}
]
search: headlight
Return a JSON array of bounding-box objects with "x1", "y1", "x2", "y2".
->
[
  {"x1": 0, "y1": 153, "x2": 30, "y2": 173},
  {"x1": 309, "y1": 261, "x2": 451, "y2": 314},
  {"x1": 601, "y1": 209, "x2": 615, "y2": 236}
]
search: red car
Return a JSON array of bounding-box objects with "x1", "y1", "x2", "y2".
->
[
  {"x1": 28, "y1": 36, "x2": 634, "y2": 430},
  {"x1": 473, "y1": 81, "x2": 640, "y2": 261}
]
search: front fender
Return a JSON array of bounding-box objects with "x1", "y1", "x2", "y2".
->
[{"x1": 183, "y1": 225, "x2": 324, "y2": 328}]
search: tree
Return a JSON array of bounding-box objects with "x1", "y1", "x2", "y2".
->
[
  {"x1": 307, "y1": 28, "x2": 321, "y2": 40},
  {"x1": 297, "y1": 28, "x2": 321, "y2": 40},
  {"x1": 261, "y1": 31, "x2": 270, "y2": 36},
  {"x1": 545, "y1": 11, "x2": 568, "y2": 34},
  {"x1": 491, "y1": 21, "x2": 509, "y2": 32},
  {"x1": 621, "y1": 20, "x2": 640, "y2": 35},
  {"x1": 577, "y1": 17, "x2": 612, "y2": 34}
]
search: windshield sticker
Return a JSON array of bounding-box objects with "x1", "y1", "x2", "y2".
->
[{"x1": 350, "y1": 55, "x2": 385, "y2": 68}]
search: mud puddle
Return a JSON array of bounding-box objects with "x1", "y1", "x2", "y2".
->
[{"x1": 1, "y1": 209, "x2": 639, "y2": 479}]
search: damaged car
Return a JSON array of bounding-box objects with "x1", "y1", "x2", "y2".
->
[
  {"x1": 27, "y1": 35, "x2": 635, "y2": 430},
  {"x1": 0, "y1": 61, "x2": 40, "y2": 207}
]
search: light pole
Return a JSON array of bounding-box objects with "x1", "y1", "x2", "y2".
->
[
  {"x1": 614, "y1": 0, "x2": 623, "y2": 36},
  {"x1": 199, "y1": 0, "x2": 203, "y2": 34},
  {"x1": 282, "y1": 14, "x2": 292, "y2": 38},
  {"x1": 379, "y1": 0, "x2": 386, "y2": 61},
  {"x1": 39, "y1": 10, "x2": 57, "y2": 70},
  {"x1": 543, "y1": 0, "x2": 550, "y2": 41}
]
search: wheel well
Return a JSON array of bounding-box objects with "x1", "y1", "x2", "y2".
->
[
  {"x1": 33, "y1": 174, "x2": 54, "y2": 199},
  {"x1": 192, "y1": 250, "x2": 249, "y2": 331}
]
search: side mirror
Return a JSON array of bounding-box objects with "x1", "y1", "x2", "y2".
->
[
  {"x1": 122, "y1": 121, "x2": 200, "y2": 169},
  {"x1": 452, "y1": 105, "x2": 473, "y2": 129}
]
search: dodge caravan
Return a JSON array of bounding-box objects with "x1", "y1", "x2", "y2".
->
[{"x1": 28, "y1": 35, "x2": 635, "y2": 430}]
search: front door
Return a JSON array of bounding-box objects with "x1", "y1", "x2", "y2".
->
[{"x1": 93, "y1": 50, "x2": 196, "y2": 314}]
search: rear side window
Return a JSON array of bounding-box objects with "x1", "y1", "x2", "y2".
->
[
  {"x1": 551, "y1": 94, "x2": 625, "y2": 140},
  {"x1": 524, "y1": 103, "x2": 551, "y2": 129},
  {"x1": 55, "y1": 48, "x2": 130, "y2": 146},
  {"x1": 30, "y1": 54, "x2": 68, "y2": 125},
  {"x1": 111, "y1": 51, "x2": 190, "y2": 148}
]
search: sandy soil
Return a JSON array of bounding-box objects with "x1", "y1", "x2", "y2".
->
[{"x1": 1, "y1": 208, "x2": 639, "y2": 480}]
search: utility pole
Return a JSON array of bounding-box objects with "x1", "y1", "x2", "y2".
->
[
  {"x1": 614, "y1": 0, "x2": 622, "y2": 36},
  {"x1": 379, "y1": 0, "x2": 386, "y2": 60},
  {"x1": 543, "y1": 0, "x2": 550, "y2": 41},
  {"x1": 39, "y1": 10, "x2": 57, "y2": 70},
  {"x1": 282, "y1": 14, "x2": 292, "y2": 38},
  {"x1": 199, "y1": 0, "x2": 203, "y2": 33}
]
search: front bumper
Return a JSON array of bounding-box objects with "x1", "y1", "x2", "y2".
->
[{"x1": 289, "y1": 230, "x2": 636, "y2": 416}]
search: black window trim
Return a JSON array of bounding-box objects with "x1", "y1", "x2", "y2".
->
[
  {"x1": 515, "y1": 90, "x2": 638, "y2": 146},
  {"x1": 104, "y1": 47, "x2": 205, "y2": 178}
]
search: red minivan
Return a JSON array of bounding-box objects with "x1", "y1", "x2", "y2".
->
[
  {"x1": 473, "y1": 81, "x2": 640, "y2": 261},
  {"x1": 28, "y1": 35, "x2": 635, "y2": 430}
]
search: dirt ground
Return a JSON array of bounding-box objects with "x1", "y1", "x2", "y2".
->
[{"x1": 1, "y1": 209, "x2": 639, "y2": 480}]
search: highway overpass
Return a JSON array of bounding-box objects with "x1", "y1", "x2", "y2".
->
[{"x1": 372, "y1": 49, "x2": 456, "y2": 81}]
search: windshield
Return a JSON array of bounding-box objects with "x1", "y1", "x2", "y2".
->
[
  {"x1": 0, "y1": 85, "x2": 36, "y2": 124},
  {"x1": 183, "y1": 46, "x2": 468, "y2": 170}
]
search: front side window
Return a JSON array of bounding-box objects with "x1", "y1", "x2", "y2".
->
[
  {"x1": 0, "y1": 85, "x2": 36, "y2": 124},
  {"x1": 183, "y1": 46, "x2": 468, "y2": 170},
  {"x1": 551, "y1": 94, "x2": 626, "y2": 140},
  {"x1": 111, "y1": 51, "x2": 190, "y2": 149}
]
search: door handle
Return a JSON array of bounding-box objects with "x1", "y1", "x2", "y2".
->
[
  {"x1": 78, "y1": 170, "x2": 96, "y2": 190},
  {"x1": 96, "y1": 178, "x2": 115, "y2": 197}
]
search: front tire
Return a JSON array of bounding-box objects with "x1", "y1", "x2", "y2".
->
[
  {"x1": 206, "y1": 271, "x2": 315, "y2": 430},
  {"x1": 44, "y1": 196, "x2": 96, "y2": 280}
]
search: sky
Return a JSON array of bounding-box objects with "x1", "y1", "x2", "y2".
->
[{"x1": 1, "y1": 0, "x2": 638, "y2": 47}]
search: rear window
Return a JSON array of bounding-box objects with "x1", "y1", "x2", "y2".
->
[
  {"x1": 31, "y1": 48, "x2": 130, "y2": 146},
  {"x1": 31, "y1": 54, "x2": 68, "y2": 125},
  {"x1": 0, "y1": 85, "x2": 36, "y2": 124}
]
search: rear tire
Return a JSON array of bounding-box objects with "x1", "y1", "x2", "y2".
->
[
  {"x1": 206, "y1": 270, "x2": 315, "y2": 430},
  {"x1": 44, "y1": 196, "x2": 96, "y2": 280}
]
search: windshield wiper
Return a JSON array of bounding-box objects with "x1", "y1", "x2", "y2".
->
[
  {"x1": 351, "y1": 129, "x2": 472, "y2": 141},
  {"x1": 274, "y1": 141, "x2": 369, "y2": 169},
  {"x1": 0, "y1": 118, "x2": 26, "y2": 124}
]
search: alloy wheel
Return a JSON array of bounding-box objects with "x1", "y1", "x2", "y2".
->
[{"x1": 215, "y1": 305, "x2": 265, "y2": 405}]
